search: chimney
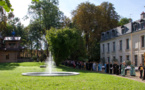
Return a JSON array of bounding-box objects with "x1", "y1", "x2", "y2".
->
[{"x1": 141, "y1": 12, "x2": 145, "y2": 19}]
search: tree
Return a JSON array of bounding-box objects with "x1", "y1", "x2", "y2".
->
[
  {"x1": 46, "y1": 28, "x2": 86, "y2": 66},
  {"x1": 0, "y1": 0, "x2": 13, "y2": 12},
  {"x1": 60, "y1": 16, "x2": 72, "y2": 28},
  {"x1": 28, "y1": 21, "x2": 43, "y2": 61},
  {"x1": 28, "y1": 0, "x2": 63, "y2": 56},
  {"x1": 118, "y1": 18, "x2": 130, "y2": 26},
  {"x1": 0, "y1": 6, "x2": 14, "y2": 32},
  {"x1": 72, "y1": 2, "x2": 120, "y2": 62}
]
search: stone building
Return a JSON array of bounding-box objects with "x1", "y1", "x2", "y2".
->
[
  {"x1": 0, "y1": 34, "x2": 22, "y2": 63},
  {"x1": 100, "y1": 12, "x2": 145, "y2": 66}
]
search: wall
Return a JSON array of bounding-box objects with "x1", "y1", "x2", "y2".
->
[
  {"x1": 0, "y1": 51, "x2": 18, "y2": 63},
  {"x1": 100, "y1": 29, "x2": 145, "y2": 66}
]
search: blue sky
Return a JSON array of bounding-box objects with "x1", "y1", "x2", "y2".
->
[{"x1": 10, "y1": 0, "x2": 145, "y2": 27}]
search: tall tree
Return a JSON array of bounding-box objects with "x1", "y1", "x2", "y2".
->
[
  {"x1": 29, "y1": 21, "x2": 43, "y2": 60},
  {"x1": 72, "y1": 2, "x2": 97, "y2": 51},
  {"x1": 72, "y1": 2, "x2": 120, "y2": 61},
  {"x1": 28, "y1": 0, "x2": 63, "y2": 56}
]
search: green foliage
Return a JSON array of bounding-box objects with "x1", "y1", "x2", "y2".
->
[
  {"x1": 112, "y1": 58, "x2": 118, "y2": 62},
  {"x1": 0, "y1": 0, "x2": 13, "y2": 12},
  {"x1": 2, "y1": 17, "x2": 29, "y2": 47},
  {"x1": 28, "y1": 0, "x2": 61, "y2": 31},
  {"x1": 126, "y1": 60, "x2": 131, "y2": 66},
  {"x1": 72, "y1": 2, "x2": 120, "y2": 61},
  {"x1": 39, "y1": 53, "x2": 47, "y2": 62},
  {"x1": 119, "y1": 18, "x2": 130, "y2": 26},
  {"x1": 46, "y1": 28, "x2": 86, "y2": 66},
  {"x1": 0, "y1": 62, "x2": 145, "y2": 89},
  {"x1": 32, "y1": 56, "x2": 37, "y2": 61}
]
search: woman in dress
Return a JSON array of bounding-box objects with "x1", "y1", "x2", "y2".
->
[
  {"x1": 121, "y1": 61, "x2": 126, "y2": 76},
  {"x1": 130, "y1": 62, "x2": 136, "y2": 76}
]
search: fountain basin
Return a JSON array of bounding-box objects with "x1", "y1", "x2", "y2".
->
[{"x1": 22, "y1": 72, "x2": 80, "y2": 76}]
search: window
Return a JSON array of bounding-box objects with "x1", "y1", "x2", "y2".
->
[
  {"x1": 107, "y1": 43, "x2": 110, "y2": 52},
  {"x1": 102, "y1": 44, "x2": 105, "y2": 53},
  {"x1": 133, "y1": 23, "x2": 138, "y2": 31},
  {"x1": 120, "y1": 56, "x2": 122, "y2": 63},
  {"x1": 142, "y1": 54, "x2": 144, "y2": 66},
  {"x1": 126, "y1": 39, "x2": 129, "y2": 49},
  {"x1": 126, "y1": 55, "x2": 130, "y2": 61},
  {"x1": 141, "y1": 36, "x2": 144, "y2": 47},
  {"x1": 6, "y1": 54, "x2": 9, "y2": 60},
  {"x1": 122, "y1": 28, "x2": 125, "y2": 34},
  {"x1": 9, "y1": 43, "x2": 16, "y2": 48},
  {"x1": 120, "y1": 40, "x2": 122, "y2": 50},
  {"x1": 102, "y1": 34, "x2": 104, "y2": 40},
  {"x1": 108, "y1": 57, "x2": 110, "y2": 63},
  {"x1": 113, "y1": 42, "x2": 115, "y2": 52},
  {"x1": 113, "y1": 56, "x2": 116, "y2": 60},
  {"x1": 134, "y1": 55, "x2": 138, "y2": 66}
]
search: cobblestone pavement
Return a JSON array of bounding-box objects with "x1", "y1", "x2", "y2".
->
[
  {"x1": 114, "y1": 71, "x2": 145, "y2": 83},
  {"x1": 101, "y1": 70, "x2": 145, "y2": 83}
]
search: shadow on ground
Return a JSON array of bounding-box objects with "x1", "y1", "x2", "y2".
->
[{"x1": 0, "y1": 63, "x2": 19, "y2": 70}]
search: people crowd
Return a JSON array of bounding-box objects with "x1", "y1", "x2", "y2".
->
[
  {"x1": 62, "y1": 60, "x2": 102, "y2": 71},
  {"x1": 62, "y1": 60, "x2": 145, "y2": 80}
]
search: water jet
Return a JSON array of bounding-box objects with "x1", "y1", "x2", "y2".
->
[{"x1": 22, "y1": 52, "x2": 79, "y2": 76}]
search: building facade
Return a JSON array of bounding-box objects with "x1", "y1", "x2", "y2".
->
[
  {"x1": 100, "y1": 12, "x2": 145, "y2": 66},
  {"x1": 0, "y1": 35, "x2": 22, "y2": 63}
]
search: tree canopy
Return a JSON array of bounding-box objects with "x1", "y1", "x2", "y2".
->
[
  {"x1": 72, "y1": 2, "x2": 120, "y2": 61},
  {"x1": 118, "y1": 17, "x2": 130, "y2": 26},
  {"x1": 46, "y1": 28, "x2": 86, "y2": 66}
]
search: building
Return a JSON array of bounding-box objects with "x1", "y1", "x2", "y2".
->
[
  {"x1": 100, "y1": 12, "x2": 145, "y2": 66},
  {"x1": 0, "y1": 33, "x2": 22, "y2": 63}
]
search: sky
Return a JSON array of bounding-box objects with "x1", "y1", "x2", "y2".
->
[{"x1": 10, "y1": 0, "x2": 145, "y2": 27}]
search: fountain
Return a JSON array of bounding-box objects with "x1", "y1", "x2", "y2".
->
[{"x1": 22, "y1": 52, "x2": 79, "y2": 76}]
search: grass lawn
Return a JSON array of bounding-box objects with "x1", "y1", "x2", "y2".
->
[{"x1": 0, "y1": 62, "x2": 145, "y2": 90}]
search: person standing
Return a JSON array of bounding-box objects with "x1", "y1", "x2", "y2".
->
[
  {"x1": 138, "y1": 64, "x2": 143, "y2": 78},
  {"x1": 106, "y1": 62, "x2": 109, "y2": 73},
  {"x1": 86, "y1": 61, "x2": 89, "y2": 70},
  {"x1": 105, "y1": 62, "x2": 107, "y2": 73},
  {"x1": 93, "y1": 62, "x2": 96, "y2": 71},
  {"x1": 98, "y1": 63, "x2": 102, "y2": 71},
  {"x1": 119, "y1": 63, "x2": 122, "y2": 74},
  {"x1": 121, "y1": 62, "x2": 126, "y2": 76},
  {"x1": 96, "y1": 62, "x2": 98, "y2": 72},
  {"x1": 113, "y1": 62, "x2": 117, "y2": 74},
  {"x1": 130, "y1": 62, "x2": 136, "y2": 76},
  {"x1": 143, "y1": 66, "x2": 145, "y2": 80},
  {"x1": 110, "y1": 62, "x2": 113, "y2": 74},
  {"x1": 89, "y1": 61, "x2": 93, "y2": 71},
  {"x1": 116, "y1": 63, "x2": 120, "y2": 75}
]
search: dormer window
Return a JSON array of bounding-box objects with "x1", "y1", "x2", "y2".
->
[
  {"x1": 133, "y1": 22, "x2": 139, "y2": 31},
  {"x1": 140, "y1": 19, "x2": 145, "y2": 29},
  {"x1": 107, "y1": 32, "x2": 110, "y2": 38},
  {"x1": 121, "y1": 26, "x2": 126, "y2": 34},
  {"x1": 112, "y1": 30, "x2": 116, "y2": 36},
  {"x1": 102, "y1": 33, "x2": 104, "y2": 37}
]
